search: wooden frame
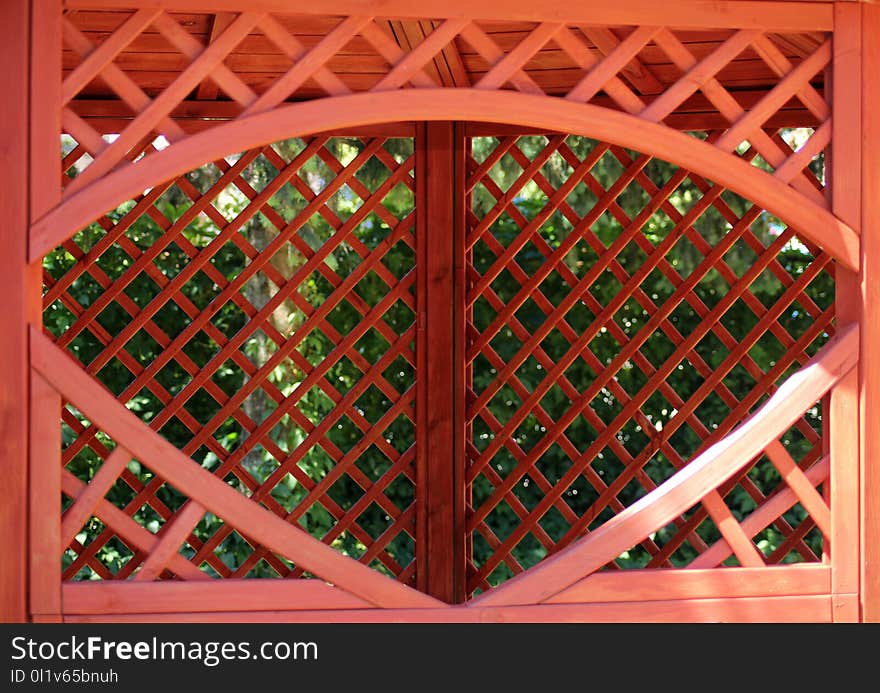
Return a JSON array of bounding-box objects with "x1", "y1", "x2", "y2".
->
[{"x1": 2, "y1": 0, "x2": 877, "y2": 623}]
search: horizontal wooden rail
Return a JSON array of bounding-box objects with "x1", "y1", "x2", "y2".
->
[
  {"x1": 545, "y1": 564, "x2": 829, "y2": 604},
  {"x1": 61, "y1": 1, "x2": 834, "y2": 32},
  {"x1": 63, "y1": 580, "x2": 376, "y2": 615},
  {"x1": 31, "y1": 90, "x2": 858, "y2": 270},
  {"x1": 472, "y1": 322, "x2": 858, "y2": 607},
  {"x1": 30, "y1": 327, "x2": 441, "y2": 610},
  {"x1": 63, "y1": 594, "x2": 833, "y2": 623}
]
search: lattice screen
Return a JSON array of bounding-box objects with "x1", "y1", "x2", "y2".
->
[
  {"x1": 46, "y1": 134, "x2": 419, "y2": 582},
  {"x1": 463, "y1": 133, "x2": 832, "y2": 595}
]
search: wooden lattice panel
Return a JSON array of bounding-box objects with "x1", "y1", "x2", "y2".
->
[
  {"x1": 59, "y1": 10, "x2": 830, "y2": 209},
  {"x1": 46, "y1": 134, "x2": 420, "y2": 582},
  {"x1": 463, "y1": 133, "x2": 833, "y2": 595}
]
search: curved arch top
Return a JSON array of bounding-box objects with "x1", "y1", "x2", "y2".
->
[{"x1": 31, "y1": 89, "x2": 859, "y2": 271}]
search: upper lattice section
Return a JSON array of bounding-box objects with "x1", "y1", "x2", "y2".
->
[{"x1": 61, "y1": 9, "x2": 829, "y2": 208}]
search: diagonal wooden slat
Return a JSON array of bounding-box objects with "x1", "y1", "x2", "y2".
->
[
  {"x1": 472, "y1": 324, "x2": 856, "y2": 606},
  {"x1": 133, "y1": 501, "x2": 206, "y2": 582},
  {"x1": 565, "y1": 26, "x2": 661, "y2": 104},
  {"x1": 60, "y1": 469, "x2": 209, "y2": 581},
  {"x1": 60, "y1": 445, "x2": 132, "y2": 547},
  {"x1": 475, "y1": 22, "x2": 562, "y2": 91},
  {"x1": 243, "y1": 15, "x2": 370, "y2": 116},
  {"x1": 35, "y1": 327, "x2": 441, "y2": 608},
  {"x1": 65, "y1": 11, "x2": 263, "y2": 195},
  {"x1": 372, "y1": 18, "x2": 469, "y2": 91},
  {"x1": 61, "y1": 8, "x2": 161, "y2": 105}
]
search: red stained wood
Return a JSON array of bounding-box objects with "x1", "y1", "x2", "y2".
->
[
  {"x1": 61, "y1": 1, "x2": 835, "y2": 33},
  {"x1": 62, "y1": 594, "x2": 833, "y2": 623},
  {"x1": 861, "y1": 0, "x2": 880, "y2": 623},
  {"x1": 30, "y1": 91, "x2": 858, "y2": 270},
  {"x1": 416, "y1": 122, "x2": 466, "y2": 602},
  {"x1": 63, "y1": 579, "x2": 376, "y2": 614},
  {"x1": 473, "y1": 325, "x2": 857, "y2": 607},
  {"x1": 0, "y1": 0, "x2": 32, "y2": 623},
  {"x1": 12, "y1": 0, "x2": 870, "y2": 623},
  {"x1": 546, "y1": 565, "x2": 830, "y2": 604}
]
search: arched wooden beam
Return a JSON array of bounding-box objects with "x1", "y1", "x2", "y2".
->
[
  {"x1": 31, "y1": 89, "x2": 858, "y2": 271},
  {"x1": 471, "y1": 322, "x2": 859, "y2": 607},
  {"x1": 30, "y1": 327, "x2": 442, "y2": 610}
]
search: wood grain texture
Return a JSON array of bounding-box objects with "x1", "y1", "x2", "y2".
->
[
  {"x1": 861, "y1": 0, "x2": 880, "y2": 622},
  {"x1": 31, "y1": 328, "x2": 441, "y2": 609},
  {"x1": 62, "y1": 594, "x2": 833, "y2": 623},
  {"x1": 62, "y1": 579, "x2": 376, "y2": 614},
  {"x1": 473, "y1": 324, "x2": 858, "y2": 607},
  {"x1": 62, "y1": 1, "x2": 835, "y2": 32},
  {"x1": 0, "y1": 0, "x2": 31, "y2": 623},
  {"x1": 31, "y1": 90, "x2": 857, "y2": 270}
]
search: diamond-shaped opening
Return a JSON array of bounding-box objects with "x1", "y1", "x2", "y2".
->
[
  {"x1": 352, "y1": 327, "x2": 391, "y2": 366},
  {"x1": 510, "y1": 470, "x2": 544, "y2": 511},
  {"x1": 381, "y1": 181, "x2": 415, "y2": 219},
  {"x1": 485, "y1": 383, "x2": 524, "y2": 428},
  {"x1": 587, "y1": 384, "x2": 623, "y2": 428},
  {"x1": 667, "y1": 419, "x2": 704, "y2": 461},
  {"x1": 297, "y1": 328, "x2": 337, "y2": 369},
  {"x1": 488, "y1": 151, "x2": 525, "y2": 193},
  {"x1": 510, "y1": 532, "x2": 548, "y2": 572},
  {"x1": 484, "y1": 499, "x2": 520, "y2": 543},
  {"x1": 561, "y1": 414, "x2": 599, "y2": 455},
  {"x1": 353, "y1": 384, "x2": 392, "y2": 425},
  {"x1": 513, "y1": 354, "x2": 546, "y2": 395},
  {"x1": 268, "y1": 471, "x2": 308, "y2": 514},
  {"x1": 212, "y1": 529, "x2": 255, "y2": 573},
  {"x1": 326, "y1": 471, "x2": 365, "y2": 513},
  {"x1": 354, "y1": 443, "x2": 392, "y2": 483},
  {"x1": 561, "y1": 473, "x2": 601, "y2": 517}
]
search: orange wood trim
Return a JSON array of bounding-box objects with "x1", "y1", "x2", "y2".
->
[
  {"x1": 28, "y1": 0, "x2": 62, "y2": 623},
  {"x1": 131, "y1": 501, "x2": 206, "y2": 581},
  {"x1": 30, "y1": 328, "x2": 442, "y2": 610},
  {"x1": 60, "y1": 469, "x2": 209, "y2": 581},
  {"x1": 61, "y1": 1, "x2": 835, "y2": 32},
  {"x1": 690, "y1": 455, "x2": 830, "y2": 568},
  {"x1": 472, "y1": 324, "x2": 858, "y2": 607},
  {"x1": 61, "y1": 595, "x2": 833, "y2": 623},
  {"x1": 28, "y1": 372, "x2": 61, "y2": 620},
  {"x1": 0, "y1": 0, "x2": 32, "y2": 623},
  {"x1": 545, "y1": 565, "x2": 830, "y2": 604},
  {"x1": 30, "y1": 90, "x2": 859, "y2": 271},
  {"x1": 861, "y1": 0, "x2": 880, "y2": 622},
  {"x1": 60, "y1": 445, "x2": 132, "y2": 547},
  {"x1": 62, "y1": 579, "x2": 376, "y2": 615}
]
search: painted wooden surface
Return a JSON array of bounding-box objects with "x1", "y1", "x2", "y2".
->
[
  {"x1": 10, "y1": 0, "x2": 873, "y2": 622},
  {"x1": 861, "y1": 0, "x2": 880, "y2": 622},
  {"x1": 31, "y1": 91, "x2": 856, "y2": 270},
  {"x1": 473, "y1": 324, "x2": 858, "y2": 606},
  {"x1": 62, "y1": 594, "x2": 833, "y2": 623},
  {"x1": 0, "y1": 0, "x2": 32, "y2": 623},
  {"x1": 32, "y1": 328, "x2": 442, "y2": 609}
]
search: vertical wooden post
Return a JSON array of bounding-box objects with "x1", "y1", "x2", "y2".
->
[
  {"x1": 0, "y1": 0, "x2": 32, "y2": 622},
  {"x1": 861, "y1": 0, "x2": 880, "y2": 623},
  {"x1": 830, "y1": 1, "x2": 861, "y2": 622},
  {"x1": 28, "y1": 0, "x2": 62, "y2": 622},
  {"x1": 416, "y1": 121, "x2": 466, "y2": 603}
]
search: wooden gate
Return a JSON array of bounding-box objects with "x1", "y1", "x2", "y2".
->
[{"x1": 4, "y1": 0, "x2": 876, "y2": 622}]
